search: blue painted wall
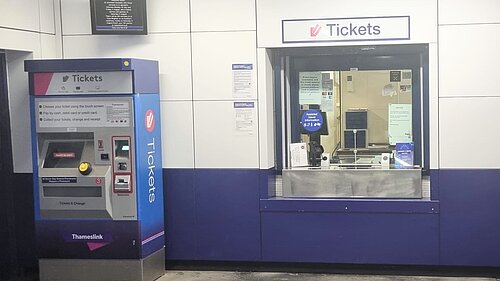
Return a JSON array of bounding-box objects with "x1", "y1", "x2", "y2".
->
[
  {"x1": 439, "y1": 169, "x2": 500, "y2": 266},
  {"x1": 164, "y1": 168, "x2": 500, "y2": 266},
  {"x1": 261, "y1": 212, "x2": 439, "y2": 264},
  {"x1": 164, "y1": 169, "x2": 261, "y2": 261}
]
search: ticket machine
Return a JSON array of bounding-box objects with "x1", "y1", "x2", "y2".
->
[{"x1": 25, "y1": 58, "x2": 164, "y2": 281}]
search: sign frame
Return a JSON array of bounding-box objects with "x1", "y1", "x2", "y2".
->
[
  {"x1": 90, "y1": 0, "x2": 148, "y2": 35},
  {"x1": 282, "y1": 16, "x2": 410, "y2": 44}
]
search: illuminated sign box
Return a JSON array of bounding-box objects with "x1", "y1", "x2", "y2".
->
[
  {"x1": 282, "y1": 16, "x2": 410, "y2": 44},
  {"x1": 90, "y1": 0, "x2": 148, "y2": 35}
]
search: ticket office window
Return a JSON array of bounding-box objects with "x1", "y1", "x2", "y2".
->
[{"x1": 275, "y1": 45, "x2": 429, "y2": 174}]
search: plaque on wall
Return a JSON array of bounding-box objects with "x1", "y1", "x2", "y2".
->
[{"x1": 90, "y1": 0, "x2": 148, "y2": 35}]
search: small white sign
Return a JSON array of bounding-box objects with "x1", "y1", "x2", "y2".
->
[
  {"x1": 321, "y1": 91, "x2": 334, "y2": 112},
  {"x1": 290, "y1": 143, "x2": 308, "y2": 167},
  {"x1": 37, "y1": 101, "x2": 131, "y2": 128},
  {"x1": 283, "y1": 16, "x2": 410, "y2": 44},
  {"x1": 234, "y1": 102, "x2": 255, "y2": 135},
  {"x1": 232, "y1": 64, "x2": 253, "y2": 98}
]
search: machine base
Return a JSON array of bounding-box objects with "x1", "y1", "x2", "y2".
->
[{"x1": 39, "y1": 248, "x2": 165, "y2": 281}]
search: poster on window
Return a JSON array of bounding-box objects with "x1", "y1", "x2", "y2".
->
[
  {"x1": 299, "y1": 72, "x2": 322, "y2": 105},
  {"x1": 388, "y1": 104, "x2": 412, "y2": 145}
]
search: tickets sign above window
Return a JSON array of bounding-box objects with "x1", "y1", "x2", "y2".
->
[{"x1": 282, "y1": 16, "x2": 410, "y2": 44}]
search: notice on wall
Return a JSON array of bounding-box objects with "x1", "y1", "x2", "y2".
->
[
  {"x1": 388, "y1": 104, "x2": 412, "y2": 145},
  {"x1": 321, "y1": 78, "x2": 334, "y2": 112},
  {"x1": 322, "y1": 77, "x2": 333, "y2": 92},
  {"x1": 299, "y1": 72, "x2": 322, "y2": 105},
  {"x1": 232, "y1": 64, "x2": 253, "y2": 99},
  {"x1": 91, "y1": 0, "x2": 148, "y2": 35},
  {"x1": 234, "y1": 102, "x2": 255, "y2": 135},
  {"x1": 37, "y1": 101, "x2": 131, "y2": 128},
  {"x1": 321, "y1": 91, "x2": 334, "y2": 112}
]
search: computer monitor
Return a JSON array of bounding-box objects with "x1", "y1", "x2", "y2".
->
[
  {"x1": 345, "y1": 111, "x2": 367, "y2": 129},
  {"x1": 344, "y1": 129, "x2": 367, "y2": 149}
]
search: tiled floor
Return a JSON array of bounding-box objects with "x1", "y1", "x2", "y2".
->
[{"x1": 158, "y1": 271, "x2": 498, "y2": 281}]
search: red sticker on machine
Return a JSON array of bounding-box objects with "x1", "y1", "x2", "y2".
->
[
  {"x1": 53, "y1": 152, "x2": 75, "y2": 158},
  {"x1": 145, "y1": 109, "x2": 155, "y2": 133}
]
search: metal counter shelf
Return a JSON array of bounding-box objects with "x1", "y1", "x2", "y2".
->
[{"x1": 282, "y1": 166, "x2": 422, "y2": 199}]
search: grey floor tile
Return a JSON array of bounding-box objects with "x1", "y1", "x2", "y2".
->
[{"x1": 158, "y1": 271, "x2": 496, "y2": 281}]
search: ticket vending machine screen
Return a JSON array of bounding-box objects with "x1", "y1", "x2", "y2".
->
[
  {"x1": 43, "y1": 141, "x2": 85, "y2": 168},
  {"x1": 37, "y1": 133, "x2": 116, "y2": 219}
]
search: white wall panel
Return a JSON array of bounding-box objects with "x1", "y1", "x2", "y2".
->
[
  {"x1": 192, "y1": 31, "x2": 257, "y2": 101},
  {"x1": 161, "y1": 101, "x2": 195, "y2": 168},
  {"x1": 7, "y1": 51, "x2": 34, "y2": 173},
  {"x1": 429, "y1": 43, "x2": 439, "y2": 169},
  {"x1": 191, "y1": 0, "x2": 255, "y2": 32},
  {"x1": 40, "y1": 34, "x2": 59, "y2": 58},
  {"x1": 439, "y1": 0, "x2": 500, "y2": 25},
  {"x1": 63, "y1": 33, "x2": 192, "y2": 101},
  {"x1": 257, "y1": 48, "x2": 275, "y2": 169},
  {"x1": 0, "y1": 28, "x2": 41, "y2": 54},
  {"x1": 194, "y1": 101, "x2": 259, "y2": 168},
  {"x1": 440, "y1": 97, "x2": 500, "y2": 168},
  {"x1": 257, "y1": 0, "x2": 437, "y2": 47},
  {"x1": 40, "y1": 0, "x2": 56, "y2": 34},
  {"x1": 439, "y1": 24, "x2": 500, "y2": 97},
  {"x1": 61, "y1": 0, "x2": 92, "y2": 35},
  {"x1": 0, "y1": 0, "x2": 40, "y2": 32},
  {"x1": 149, "y1": 0, "x2": 190, "y2": 33}
]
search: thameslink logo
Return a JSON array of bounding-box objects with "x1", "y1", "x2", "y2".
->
[{"x1": 71, "y1": 233, "x2": 104, "y2": 240}]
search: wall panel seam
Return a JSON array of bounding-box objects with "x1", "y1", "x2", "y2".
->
[
  {"x1": 0, "y1": 26, "x2": 55, "y2": 36},
  {"x1": 191, "y1": 29, "x2": 256, "y2": 34},
  {"x1": 193, "y1": 99, "x2": 258, "y2": 102},
  {"x1": 439, "y1": 22, "x2": 500, "y2": 27},
  {"x1": 62, "y1": 31, "x2": 192, "y2": 37},
  {"x1": 438, "y1": 96, "x2": 500, "y2": 99}
]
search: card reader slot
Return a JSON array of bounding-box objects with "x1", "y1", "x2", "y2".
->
[{"x1": 43, "y1": 186, "x2": 102, "y2": 197}]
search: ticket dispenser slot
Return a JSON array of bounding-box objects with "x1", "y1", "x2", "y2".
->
[
  {"x1": 113, "y1": 137, "x2": 132, "y2": 193},
  {"x1": 114, "y1": 175, "x2": 131, "y2": 191}
]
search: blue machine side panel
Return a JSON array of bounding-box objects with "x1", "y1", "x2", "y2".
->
[
  {"x1": 133, "y1": 93, "x2": 165, "y2": 258},
  {"x1": 261, "y1": 212, "x2": 439, "y2": 264},
  {"x1": 130, "y1": 59, "x2": 159, "y2": 94},
  {"x1": 439, "y1": 169, "x2": 500, "y2": 266}
]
